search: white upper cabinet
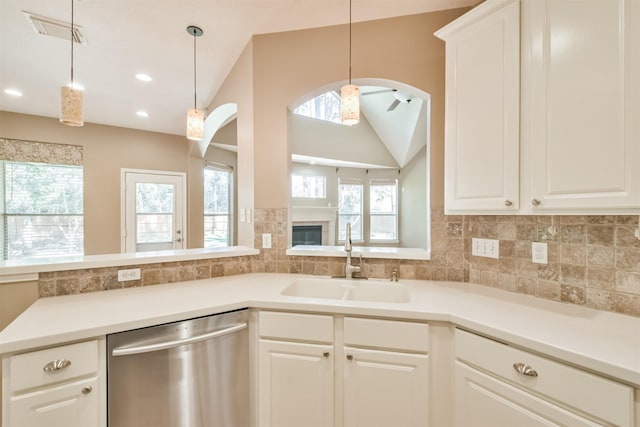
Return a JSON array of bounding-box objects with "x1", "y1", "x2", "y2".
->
[
  {"x1": 437, "y1": 0, "x2": 640, "y2": 214},
  {"x1": 435, "y1": 0, "x2": 520, "y2": 213},
  {"x1": 523, "y1": 0, "x2": 640, "y2": 211}
]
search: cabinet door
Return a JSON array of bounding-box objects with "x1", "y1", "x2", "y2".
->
[
  {"x1": 454, "y1": 361, "x2": 607, "y2": 427},
  {"x1": 9, "y1": 377, "x2": 99, "y2": 427},
  {"x1": 524, "y1": 0, "x2": 640, "y2": 211},
  {"x1": 258, "y1": 340, "x2": 333, "y2": 427},
  {"x1": 343, "y1": 347, "x2": 429, "y2": 427},
  {"x1": 439, "y1": 0, "x2": 520, "y2": 213}
]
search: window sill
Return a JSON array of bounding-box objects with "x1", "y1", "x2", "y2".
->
[
  {"x1": 0, "y1": 246, "x2": 260, "y2": 278},
  {"x1": 286, "y1": 245, "x2": 430, "y2": 260}
]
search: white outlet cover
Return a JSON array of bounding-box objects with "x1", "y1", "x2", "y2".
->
[
  {"x1": 262, "y1": 233, "x2": 272, "y2": 249},
  {"x1": 532, "y1": 242, "x2": 548, "y2": 264}
]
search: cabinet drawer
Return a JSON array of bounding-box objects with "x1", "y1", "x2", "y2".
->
[
  {"x1": 259, "y1": 311, "x2": 333, "y2": 343},
  {"x1": 9, "y1": 340, "x2": 99, "y2": 392},
  {"x1": 10, "y1": 376, "x2": 99, "y2": 427},
  {"x1": 344, "y1": 317, "x2": 429, "y2": 352},
  {"x1": 455, "y1": 329, "x2": 633, "y2": 427}
]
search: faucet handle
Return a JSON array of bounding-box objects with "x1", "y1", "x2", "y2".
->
[{"x1": 391, "y1": 269, "x2": 398, "y2": 282}]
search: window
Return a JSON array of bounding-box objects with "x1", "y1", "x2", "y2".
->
[
  {"x1": 291, "y1": 174, "x2": 326, "y2": 198},
  {"x1": 204, "y1": 165, "x2": 232, "y2": 247},
  {"x1": 338, "y1": 179, "x2": 363, "y2": 241},
  {"x1": 1, "y1": 161, "x2": 83, "y2": 260},
  {"x1": 293, "y1": 91, "x2": 342, "y2": 124},
  {"x1": 369, "y1": 179, "x2": 398, "y2": 241}
]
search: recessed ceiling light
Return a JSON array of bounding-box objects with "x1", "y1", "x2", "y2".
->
[
  {"x1": 136, "y1": 111, "x2": 150, "y2": 118},
  {"x1": 136, "y1": 73, "x2": 153, "y2": 82},
  {"x1": 4, "y1": 88, "x2": 23, "y2": 97}
]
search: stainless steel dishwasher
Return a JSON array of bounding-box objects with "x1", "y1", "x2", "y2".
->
[{"x1": 107, "y1": 309, "x2": 249, "y2": 427}]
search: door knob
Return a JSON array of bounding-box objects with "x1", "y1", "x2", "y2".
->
[
  {"x1": 531, "y1": 198, "x2": 541, "y2": 206},
  {"x1": 504, "y1": 200, "x2": 512, "y2": 207},
  {"x1": 346, "y1": 354, "x2": 353, "y2": 361}
]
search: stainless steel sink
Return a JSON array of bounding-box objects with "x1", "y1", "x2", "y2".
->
[{"x1": 281, "y1": 278, "x2": 410, "y2": 303}]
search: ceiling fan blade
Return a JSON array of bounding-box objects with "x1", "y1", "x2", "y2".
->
[
  {"x1": 361, "y1": 88, "x2": 395, "y2": 96},
  {"x1": 387, "y1": 99, "x2": 401, "y2": 111}
]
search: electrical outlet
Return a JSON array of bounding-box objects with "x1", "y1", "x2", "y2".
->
[
  {"x1": 262, "y1": 233, "x2": 272, "y2": 249},
  {"x1": 118, "y1": 268, "x2": 141, "y2": 282},
  {"x1": 472, "y1": 238, "x2": 499, "y2": 259},
  {"x1": 532, "y1": 242, "x2": 548, "y2": 264}
]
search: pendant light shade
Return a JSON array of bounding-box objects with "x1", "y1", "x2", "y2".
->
[
  {"x1": 186, "y1": 25, "x2": 204, "y2": 141},
  {"x1": 186, "y1": 108, "x2": 204, "y2": 141},
  {"x1": 60, "y1": 86, "x2": 84, "y2": 126},
  {"x1": 341, "y1": 84, "x2": 359, "y2": 126},
  {"x1": 341, "y1": 0, "x2": 359, "y2": 126},
  {"x1": 60, "y1": 0, "x2": 84, "y2": 126}
]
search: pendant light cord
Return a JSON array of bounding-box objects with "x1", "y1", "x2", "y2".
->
[
  {"x1": 70, "y1": 0, "x2": 74, "y2": 85},
  {"x1": 193, "y1": 29, "x2": 197, "y2": 109},
  {"x1": 348, "y1": 0, "x2": 352, "y2": 85}
]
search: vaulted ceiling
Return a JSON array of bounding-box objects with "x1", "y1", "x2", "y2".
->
[{"x1": 1, "y1": 0, "x2": 475, "y2": 138}]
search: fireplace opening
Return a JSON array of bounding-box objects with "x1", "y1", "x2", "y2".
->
[{"x1": 292, "y1": 225, "x2": 322, "y2": 246}]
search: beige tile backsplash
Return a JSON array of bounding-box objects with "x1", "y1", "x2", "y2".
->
[{"x1": 38, "y1": 207, "x2": 640, "y2": 318}]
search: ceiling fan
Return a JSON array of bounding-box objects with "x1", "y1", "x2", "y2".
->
[{"x1": 361, "y1": 88, "x2": 412, "y2": 111}]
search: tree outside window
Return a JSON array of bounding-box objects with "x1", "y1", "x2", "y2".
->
[
  {"x1": 204, "y1": 166, "x2": 232, "y2": 247},
  {"x1": 369, "y1": 179, "x2": 398, "y2": 241},
  {"x1": 2, "y1": 161, "x2": 83, "y2": 260},
  {"x1": 338, "y1": 180, "x2": 363, "y2": 241}
]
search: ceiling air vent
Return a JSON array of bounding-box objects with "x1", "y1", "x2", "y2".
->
[{"x1": 22, "y1": 11, "x2": 87, "y2": 44}]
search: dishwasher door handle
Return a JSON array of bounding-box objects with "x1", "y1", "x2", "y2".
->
[{"x1": 112, "y1": 322, "x2": 247, "y2": 356}]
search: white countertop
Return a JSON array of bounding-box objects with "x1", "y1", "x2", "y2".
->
[
  {"x1": 0, "y1": 246, "x2": 259, "y2": 281},
  {"x1": 1, "y1": 273, "x2": 639, "y2": 387}
]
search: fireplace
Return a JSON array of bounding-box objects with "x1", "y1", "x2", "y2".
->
[
  {"x1": 292, "y1": 225, "x2": 322, "y2": 246},
  {"x1": 291, "y1": 206, "x2": 338, "y2": 246}
]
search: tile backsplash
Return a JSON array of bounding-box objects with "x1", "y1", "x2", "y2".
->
[{"x1": 37, "y1": 207, "x2": 640, "y2": 318}]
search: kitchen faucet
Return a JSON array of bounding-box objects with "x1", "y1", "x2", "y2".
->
[{"x1": 344, "y1": 222, "x2": 361, "y2": 279}]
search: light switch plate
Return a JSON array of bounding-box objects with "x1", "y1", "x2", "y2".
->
[
  {"x1": 532, "y1": 242, "x2": 548, "y2": 264},
  {"x1": 262, "y1": 233, "x2": 272, "y2": 249},
  {"x1": 472, "y1": 238, "x2": 499, "y2": 259}
]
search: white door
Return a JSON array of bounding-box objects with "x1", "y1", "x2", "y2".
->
[
  {"x1": 454, "y1": 361, "x2": 606, "y2": 427},
  {"x1": 122, "y1": 170, "x2": 186, "y2": 253},
  {"x1": 343, "y1": 347, "x2": 429, "y2": 427},
  {"x1": 258, "y1": 340, "x2": 333, "y2": 427}
]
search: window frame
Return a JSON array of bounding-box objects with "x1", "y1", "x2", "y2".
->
[
  {"x1": 337, "y1": 178, "x2": 364, "y2": 243},
  {"x1": 204, "y1": 163, "x2": 234, "y2": 248},
  {"x1": 368, "y1": 178, "x2": 399, "y2": 243}
]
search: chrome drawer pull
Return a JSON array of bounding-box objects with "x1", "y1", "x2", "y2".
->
[
  {"x1": 43, "y1": 359, "x2": 72, "y2": 372},
  {"x1": 513, "y1": 362, "x2": 538, "y2": 377},
  {"x1": 81, "y1": 385, "x2": 93, "y2": 395}
]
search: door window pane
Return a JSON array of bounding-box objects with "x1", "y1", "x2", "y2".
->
[{"x1": 136, "y1": 183, "x2": 174, "y2": 245}]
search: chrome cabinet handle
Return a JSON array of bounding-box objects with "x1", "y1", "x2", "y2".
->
[
  {"x1": 531, "y1": 198, "x2": 541, "y2": 206},
  {"x1": 322, "y1": 351, "x2": 330, "y2": 358},
  {"x1": 43, "y1": 359, "x2": 71, "y2": 372},
  {"x1": 513, "y1": 362, "x2": 538, "y2": 377},
  {"x1": 346, "y1": 354, "x2": 353, "y2": 361},
  {"x1": 504, "y1": 200, "x2": 513, "y2": 207},
  {"x1": 81, "y1": 385, "x2": 92, "y2": 395}
]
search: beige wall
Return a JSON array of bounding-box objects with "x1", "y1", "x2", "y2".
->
[
  {"x1": 227, "y1": 9, "x2": 466, "y2": 211},
  {"x1": 0, "y1": 111, "x2": 192, "y2": 255}
]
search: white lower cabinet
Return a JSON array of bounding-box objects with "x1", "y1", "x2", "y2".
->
[
  {"x1": 257, "y1": 311, "x2": 430, "y2": 427},
  {"x1": 454, "y1": 329, "x2": 634, "y2": 427},
  {"x1": 2, "y1": 338, "x2": 106, "y2": 427},
  {"x1": 259, "y1": 340, "x2": 334, "y2": 427},
  {"x1": 343, "y1": 348, "x2": 428, "y2": 427}
]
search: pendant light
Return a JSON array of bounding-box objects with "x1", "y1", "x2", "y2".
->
[
  {"x1": 186, "y1": 25, "x2": 204, "y2": 141},
  {"x1": 341, "y1": 0, "x2": 359, "y2": 126},
  {"x1": 60, "y1": 0, "x2": 84, "y2": 126}
]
